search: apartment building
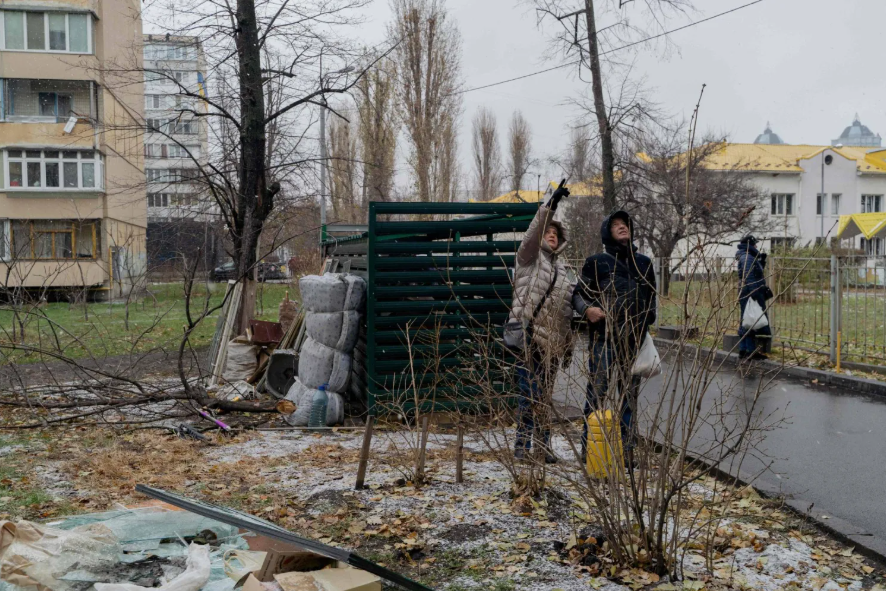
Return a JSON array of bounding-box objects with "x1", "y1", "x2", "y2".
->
[
  {"x1": 142, "y1": 34, "x2": 217, "y2": 271},
  {"x1": 0, "y1": 0, "x2": 146, "y2": 297}
]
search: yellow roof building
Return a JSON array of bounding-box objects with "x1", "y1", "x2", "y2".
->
[{"x1": 704, "y1": 143, "x2": 886, "y2": 175}]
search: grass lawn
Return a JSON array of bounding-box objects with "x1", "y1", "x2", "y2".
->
[
  {"x1": 0, "y1": 281, "x2": 294, "y2": 365},
  {"x1": 657, "y1": 279, "x2": 886, "y2": 365}
]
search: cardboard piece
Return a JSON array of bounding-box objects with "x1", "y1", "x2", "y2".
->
[
  {"x1": 255, "y1": 550, "x2": 335, "y2": 582},
  {"x1": 274, "y1": 568, "x2": 381, "y2": 591}
]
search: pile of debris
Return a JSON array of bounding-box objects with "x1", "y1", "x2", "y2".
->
[
  {"x1": 0, "y1": 485, "x2": 425, "y2": 591},
  {"x1": 204, "y1": 272, "x2": 366, "y2": 430}
]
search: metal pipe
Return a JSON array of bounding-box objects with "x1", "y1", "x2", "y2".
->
[{"x1": 319, "y1": 106, "x2": 327, "y2": 244}]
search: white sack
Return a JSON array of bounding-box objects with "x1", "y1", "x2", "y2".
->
[
  {"x1": 297, "y1": 336, "x2": 351, "y2": 391},
  {"x1": 299, "y1": 274, "x2": 365, "y2": 313},
  {"x1": 283, "y1": 379, "x2": 312, "y2": 427},
  {"x1": 741, "y1": 298, "x2": 770, "y2": 331},
  {"x1": 631, "y1": 333, "x2": 662, "y2": 378},
  {"x1": 222, "y1": 341, "x2": 257, "y2": 383},
  {"x1": 305, "y1": 310, "x2": 360, "y2": 352},
  {"x1": 95, "y1": 543, "x2": 209, "y2": 591},
  {"x1": 326, "y1": 391, "x2": 345, "y2": 426}
]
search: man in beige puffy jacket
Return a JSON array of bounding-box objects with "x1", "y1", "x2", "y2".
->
[{"x1": 508, "y1": 184, "x2": 576, "y2": 462}]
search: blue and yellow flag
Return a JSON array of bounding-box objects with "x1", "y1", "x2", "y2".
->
[{"x1": 197, "y1": 72, "x2": 207, "y2": 99}]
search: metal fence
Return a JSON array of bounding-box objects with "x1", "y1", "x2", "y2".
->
[{"x1": 570, "y1": 254, "x2": 886, "y2": 366}]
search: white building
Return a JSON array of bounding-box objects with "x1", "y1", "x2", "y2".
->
[
  {"x1": 700, "y1": 118, "x2": 886, "y2": 256},
  {"x1": 142, "y1": 34, "x2": 210, "y2": 223}
]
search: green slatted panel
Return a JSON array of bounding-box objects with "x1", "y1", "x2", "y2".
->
[{"x1": 324, "y1": 202, "x2": 537, "y2": 415}]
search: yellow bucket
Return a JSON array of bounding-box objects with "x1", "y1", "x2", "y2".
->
[{"x1": 586, "y1": 410, "x2": 623, "y2": 478}]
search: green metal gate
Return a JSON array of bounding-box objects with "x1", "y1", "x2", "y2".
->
[{"x1": 323, "y1": 201, "x2": 539, "y2": 415}]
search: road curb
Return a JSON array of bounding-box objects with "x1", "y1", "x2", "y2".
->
[
  {"x1": 653, "y1": 336, "x2": 886, "y2": 565},
  {"x1": 652, "y1": 337, "x2": 886, "y2": 397}
]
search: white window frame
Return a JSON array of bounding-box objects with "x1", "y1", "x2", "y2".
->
[
  {"x1": 0, "y1": 219, "x2": 9, "y2": 260},
  {"x1": 862, "y1": 194, "x2": 883, "y2": 213},
  {"x1": 861, "y1": 237, "x2": 884, "y2": 257},
  {"x1": 0, "y1": 11, "x2": 92, "y2": 54},
  {"x1": 4, "y1": 149, "x2": 104, "y2": 192},
  {"x1": 831, "y1": 193, "x2": 841, "y2": 216},
  {"x1": 770, "y1": 193, "x2": 794, "y2": 216}
]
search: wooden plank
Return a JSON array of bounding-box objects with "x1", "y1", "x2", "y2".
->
[{"x1": 355, "y1": 416, "x2": 375, "y2": 490}]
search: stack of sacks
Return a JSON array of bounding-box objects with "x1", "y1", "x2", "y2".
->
[{"x1": 284, "y1": 273, "x2": 365, "y2": 426}]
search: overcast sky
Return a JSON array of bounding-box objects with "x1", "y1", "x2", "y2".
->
[{"x1": 352, "y1": 0, "x2": 886, "y2": 191}]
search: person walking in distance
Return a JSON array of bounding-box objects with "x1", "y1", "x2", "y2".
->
[
  {"x1": 572, "y1": 211, "x2": 656, "y2": 466},
  {"x1": 736, "y1": 235, "x2": 773, "y2": 359},
  {"x1": 507, "y1": 182, "x2": 576, "y2": 463}
]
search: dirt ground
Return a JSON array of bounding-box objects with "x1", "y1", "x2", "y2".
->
[{"x1": 3, "y1": 426, "x2": 886, "y2": 591}]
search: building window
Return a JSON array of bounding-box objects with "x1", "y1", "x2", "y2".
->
[
  {"x1": 861, "y1": 237, "x2": 884, "y2": 257},
  {"x1": 5, "y1": 149, "x2": 103, "y2": 191},
  {"x1": 144, "y1": 44, "x2": 195, "y2": 61},
  {"x1": 9, "y1": 219, "x2": 98, "y2": 259},
  {"x1": 0, "y1": 219, "x2": 9, "y2": 260},
  {"x1": 770, "y1": 237, "x2": 796, "y2": 250},
  {"x1": 0, "y1": 11, "x2": 92, "y2": 53},
  {"x1": 862, "y1": 194, "x2": 883, "y2": 213},
  {"x1": 145, "y1": 95, "x2": 164, "y2": 110},
  {"x1": 169, "y1": 120, "x2": 195, "y2": 135},
  {"x1": 771, "y1": 194, "x2": 794, "y2": 216},
  {"x1": 146, "y1": 118, "x2": 168, "y2": 133},
  {"x1": 831, "y1": 194, "x2": 841, "y2": 216},
  {"x1": 148, "y1": 193, "x2": 170, "y2": 207},
  {"x1": 38, "y1": 92, "x2": 73, "y2": 119}
]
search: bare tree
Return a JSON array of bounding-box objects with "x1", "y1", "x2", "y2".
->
[
  {"x1": 471, "y1": 107, "x2": 502, "y2": 202},
  {"x1": 390, "y1": 0, "x2": 463, "y2": 202},
  {"x1": 356, "y1": 62, "x2": 398, "y2": 204},
  {"x1": 507, "y1": 111, "x2": 532, "y2": 195},
  {"x1": 623, "y1": 126, "x2": 770, "y2": 295},
  {"x1": 535, "y1": 0, "x2": 691, "y2": 213},
  {"x1": 327, "y1": 116, "x2": 361, "y2": 223},
  {"x1": 565, "y1": 125, "x2": 594, "y2": 184}
]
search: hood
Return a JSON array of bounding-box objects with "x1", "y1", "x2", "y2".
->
[
  {"x1": 541, "y1": 218, "x2": 569, "y2": 255},
  {"x1": 600, "y1": 210, "x2": 637, "y2": 256},
  {"x1": 736, "y1": 234, "x2": 759, "y2": 258}
]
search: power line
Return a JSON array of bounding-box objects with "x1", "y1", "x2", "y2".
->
[{"x1": 449, "y1": 0, "x2": 765, "y2": 97}]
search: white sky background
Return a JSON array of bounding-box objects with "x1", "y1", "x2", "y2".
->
[
  {"x1": 352, "y1": 0, "x2": 886, "y2": 193},
  {"x1": 144, "y1": 0, "x2": 886, "y2": 196}
]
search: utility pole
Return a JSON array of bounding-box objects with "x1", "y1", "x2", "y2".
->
[
  {"x1": 319, "y1": 107, "x2": 327, "y2": 245},
  {"x1": 821, "y1": 151, "x2": 826, "y2": 246}
]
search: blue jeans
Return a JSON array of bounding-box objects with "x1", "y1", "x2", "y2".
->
[
  {"x1": 738, "y1": 297, "x2": 772, "y2": 354},
  {"x1": 516, "y1": 352, "x2": 552, "y2": 451},
  {"x1": 582, "y1": 339, "x2": 641, "y2": 453}
]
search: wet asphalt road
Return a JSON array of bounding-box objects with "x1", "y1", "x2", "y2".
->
[{"x1": 555, "y1": 344, "x2": 886, "y2": 541}]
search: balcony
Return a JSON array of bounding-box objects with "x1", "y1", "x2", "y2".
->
[{"x1": 3, "y1": 79, "x2": 96, "y2": 123}]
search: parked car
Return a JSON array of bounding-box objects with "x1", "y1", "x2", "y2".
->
[
  {"x1": 212, "y1": 261, "x2": 288, "y2": 282},
  {"x1": 257, "y1": 262, "x2": 287, "y2": 282},
  {"x1": 212, "y1": 261, "x2": 237, "y2": 282}
]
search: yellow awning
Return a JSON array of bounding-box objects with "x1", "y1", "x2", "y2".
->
[{"x1": 836, "y1": 213, "x2": 886, "y2": 239}]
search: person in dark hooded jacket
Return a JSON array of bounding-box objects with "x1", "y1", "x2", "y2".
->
[
  {"x1": 572, "y1": 210, "x2": 657, "y2": 463},
  {"x1": 736, "y1": 235, "x2": 772, "y2": 359}
]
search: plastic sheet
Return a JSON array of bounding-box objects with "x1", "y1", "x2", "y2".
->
[
  {"x1": 0, "y1": 520, "x2": 119, "y2": 591},
  {"x1": 54, "y1": 507, "x2": 239, "y2": 545}
]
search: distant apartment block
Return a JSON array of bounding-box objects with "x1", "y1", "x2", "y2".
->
[
  {"x1": 142, "y1": 35, "x2": 210, "y2": 223},
  {"x1": 0, "y1": 1, "x2": 146, "y2": 298}
]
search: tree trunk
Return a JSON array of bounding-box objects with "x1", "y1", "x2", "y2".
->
[
  {"x1": 233, "y1": 0, "x2": 270, "y2": 333},
  {"x1": 583, "y1": 0, "x2": 616, "y2": 213}
]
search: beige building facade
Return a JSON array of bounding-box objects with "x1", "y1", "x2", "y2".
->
[{"x1": 0, "y1": 0, "x2": 146, "y2": 297}]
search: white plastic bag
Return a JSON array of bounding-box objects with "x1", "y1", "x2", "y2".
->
[
  {"x1": 283, "y1": 379, "x2": 312, "y2": 426},
  {"x1": 741, "y1": 298, "x2": 769, "y2": 331},
  {"x1": 631, "y1": 333, "x2": 662, "y2": 378}
]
